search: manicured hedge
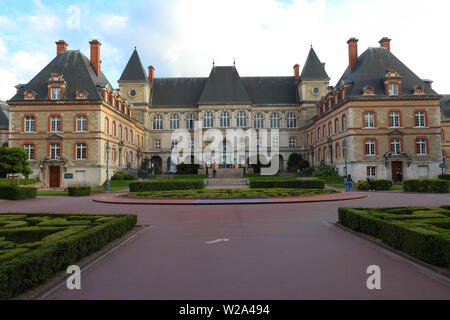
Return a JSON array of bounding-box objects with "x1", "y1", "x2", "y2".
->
[
  {"x1": 338, "y1": 207, "x2": 450, "y2": 267},
  {"x1": 129, "y1": 180, "x2": 205, "y2": 192},
  {"x1": 111, "y1": 171, "x2": 136, "y2": 181},
  {"x1": 67, "y1": 186, "x2": 91, "y2": 197},
  {"x1": 0, "y1": 186, "x2": 37, "y2": 200},
  {"x1": 438, "y1": 174, "x2": 450, "y2": 180},
  {"x1": 357, "y1": 179, "x2": 393, "y2": 191},
  {"x1": 250, "y1": 179, "x2": 324, "y2": 189},
  {"x1": 403, "y1": 179, "x2": 449, "y2": 193},
  {"x1": 0, "y1": 213, "x2": 137, "y2": 299}
]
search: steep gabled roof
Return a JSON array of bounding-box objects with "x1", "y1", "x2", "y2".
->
[
  {"x1": 337, "y1": 47, "x2": 438, "y2": 97},
  {"x1": 300, "y1": 47, "x2": 330, "y2": 81},
  {"x1": 441, "y1": 95, "x2": 450, "y2": 120},
  {"x1": 9, "y1": 50, "x2": 110, "y2": 102},
  {"x1": 151, "y1": 77, "x2": 208, "y2": 107},
  {"x1": 242, "y1": 77, "x2": 298, "y2": 105},
  {"x1": 198, "y1": 66, "x2": 252, "y2": 105},
  {"x1": 119, "y1": 48, "x2": 148, "y2": 82}
]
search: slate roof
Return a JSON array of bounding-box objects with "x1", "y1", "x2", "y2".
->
[
  {"x1": 198, "y1": 66, "x2": 252, "y2": 105},
  {"x1": 300, "y1": 47, "x2": 330, "y2": 81},
  {"x1": 337, "y1": 47, "x2": 439, "y2": 97},
  {"x1": 0, "y1": 109, "x2": 8, "y2": 129},
  {"x1": 119, "y1": 49, "x2": 148, "y2": 82},
  {"x1": 441, "y1": 95, "x2": 450, "y2": 120},
  {"x1": 9, "y1": 50, "x2": 111, "y2": 102},
  {"x1": 150, "y1": 66, "x2": 299, "y2": 107}
]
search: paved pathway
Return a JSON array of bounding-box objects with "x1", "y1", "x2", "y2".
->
[{"x1": 0, "y1": 192, "x2": 449, "y2": 299}]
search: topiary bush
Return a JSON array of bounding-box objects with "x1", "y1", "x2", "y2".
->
[
  {"x1": 403, "y1": 179, "x2": 449, "y2": 193},
  {"x1": 0, "y1": 186, "x2": 37, "y2": 200},
  {"x1": 313, "y1": 166, "x2": 338, "y2": 177},
  {"x1": 67, "y1": 186, "x2": 91, "y2": 197},
  {"x1": 111, "y1": 171, "x2": 125, "y2": 181},
  {"x1": 438, "y1": 174, "x2": 450, "y2": 180},
  {"x1": 129, "y1": 181, "x2": 205, "y2": 192},
  {"x1": 250, "y1": 179, "x2": 324, "y2": 189},
  {"x1": 357, "y1": 179, "x2": 393, "y2": 191}
]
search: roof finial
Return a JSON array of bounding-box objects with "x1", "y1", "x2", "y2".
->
[
  {"x1": 310, "y1": 41, "x2": 313, "y2": 48},
  {"x1": 213, "y1": 58, "x2": 215, "y2": 68},
  {"x1": 233, "y1": 57, "x2": 236, "y2": 67}
]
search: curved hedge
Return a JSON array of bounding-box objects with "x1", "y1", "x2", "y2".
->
[
  {"x1": 357, "y1": 179, "x2": 393, "y2": 191},
  {"x1": 129, "y1": 181, "x2": 205, "y2": 192},
  {"x1": 250, "y1": 179, "x2": 324, "y2": 189},
  {"x1": 403, "y1": 179, "x2": 449, "y2": 193},
  {"x1": 0, "y1": 186, "x2": 37, "y2": 200},
  {"x1": 67, "y1": 186, "x2": 91, "y2": 197}
]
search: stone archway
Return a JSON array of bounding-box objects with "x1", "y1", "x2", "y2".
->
[{"x1": 150, "y1": 156, "x2": 162, "y2": 175}]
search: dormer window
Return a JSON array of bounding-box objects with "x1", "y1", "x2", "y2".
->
[
  {"x1": 362, "y1": 86, "x2": 375, "y2": 95},
  {"x1": 388, "y1": 83, "x2": 399, "y2": 96},
  {"x1": 384, "y1": 70, "x2": 402, "y2": 96},
  {"x1": 24, "y1": 90, "x2": 37, "y2": 100},
  {"x1": 413, "y1": 85, "x2": 425, "y2": 95},
  {"x1": 51, "y1": 87, "x2": 61, "y2": 100},
  {"x1": 76, "y1": 90, "x2": 89, "y2": 100}
]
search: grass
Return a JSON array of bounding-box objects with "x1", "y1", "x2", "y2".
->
[
  {"x1": 122, "y1": 188, "x2": 338, "y2": 199},
  {"x1": 92, "y1": 180, "x2": 137, "y2": 192},
  {"x1": 243, "y1": 174, "x2": 297, "y2": 182},
  {"x1": 319, "y1": 176, "x2": 345, "y2": 188}
]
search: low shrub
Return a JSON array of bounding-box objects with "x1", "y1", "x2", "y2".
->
[
  {"x1": 313, "y1": 166, "x2": 338, "y2": 177},
  {"x1": 67, "y1": 186, "x2": 91, "y2": 197},
  {"x1": 357, "y1": 179, "x2": 393, "y2": 191},
  {"x1": 338, "y1": 207, "x2": 450, "y2": 267},
  {"x1": 0, "y1": 213, "x2": 137, "y2": 299},
  {"x1": 129, "y1": 180, "x2": 205, "y2": 192},
  {"x1": 249, "y1": 179, "x2": 324, "y2": 189},
  {"x1": 438, "y1": 174, "x2": 450, "y2": 180},
  {"x1": 0, "y1": 186, "x2": 37, "y2": 200},
  {"x1": 111, "y1": 172, "x2": 136, "y2": 181},
  {"x1": 403, "y1": 179, "x2": 449, "y2": 193}
]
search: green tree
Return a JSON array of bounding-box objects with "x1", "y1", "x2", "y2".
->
[
  {"x1": 287, "y1": 153, "x2": 310, "y2": 173},
  {"x1": 0, "y1": 147, "x2": 33, "y2": 184}
]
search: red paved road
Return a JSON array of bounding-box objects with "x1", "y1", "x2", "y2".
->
[{"x1": 1, "y1": 192, "x2": 449, "y2": 299}]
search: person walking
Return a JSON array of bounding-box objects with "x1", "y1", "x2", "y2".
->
[
  {"x1": 367, "y1": 176, "x2": 375, "y2": 192},
  {"x1": 212, "y1": 168, "x2": 217, "y2": 179},
  {"x1": 346, "y1": 174, "x2": 354, "y2": 192}
]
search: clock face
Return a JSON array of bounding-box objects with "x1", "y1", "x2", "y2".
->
[
  {"x1": 129, "y1": 89, "x2": 137, "y2": 98},
  {"x1": 312, "y1": 87, "x2": 320, "y2": 96}
]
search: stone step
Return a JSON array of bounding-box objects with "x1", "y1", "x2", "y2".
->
[
  {"x1": 206, "y1": 178, "x2": 249, "y2": 186},
  {"x1": 213, "y1": 169, "x2": 244, "y2": 179}
]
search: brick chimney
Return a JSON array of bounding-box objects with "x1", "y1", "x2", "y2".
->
[
  {"x1": 148, "y1": 66, "x2": 155, "y2": 83},
  {"x1": 89, "y1": 40, "x2": 102, "y2": 76},
  {"x1": 322, "y1": 62, "x2": 326, "y2": 70},
  {"x1": 56, "y1": 40, "x2": 68, "y2": 56},
  {"x1": 379, "y1": 37, "x2": 391, "y2": 51},
  {"x1": 293, "y1": 64, "x2": 300, "y2": 80},
  {"x1": 347, "y1": 37, "x2": 359, "y2": 72}
]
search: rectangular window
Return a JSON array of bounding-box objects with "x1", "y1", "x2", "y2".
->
[
  {"x1": 389, "y1": 83, "x2": 399, "y2": 96},
  {"x1": 389, "y1": 112, "x2": 400, "y2": 128},
  {"x1": 365, "y1": 139, "x2": 376, "y2": 156},
  {"x1": 415, "y1": 112, "x2": 426, "y2": 127},
  {"x1": 364, "y1": 112, "x2": 375, "y2": 128},
  {"x1": 76, "y1": 116, "x2": 87, "y2": 132},
  {"x1": 391, "y1": 139, "x2": 401, "y2": 155},
  {"x1": 367, "y1": 166, "x2": 376, "y2": 177},
  {"x1": 24, "y1": 144, "x2": 34, "y2": 160},
  {"x1": 50, "y1": 116, "x2": 61, "y2": 132},
  {"x1": 171, "y1": 140, "x2": 178, "y2": 149},
  {"x1": 51, "y1": 87, "x2": 61, "y2": 100},
  {"x1": 342, "y1": 115, "x2": 347, "y2": 131},
  {"x1": 416, "y1": 139, "x2": 427, "y2": 155},
  {"x1": 76, "y1": 144, "x2": 87, "y2": 160},
  {"x1": 154, "y1": 139, "x2": 161, "y2": 149},
  {"x1": 418, "y1": 166, "x2": 428, "y2": 178},
  {"x1": 335, "y1": 119, "x2": 339, "y2": 134},
  {"x1": 50, "y1": 144, "x2": 61, "y2": 160},
  {"x1": 289, "y1": 137, "x2": 296, "y2": 148},
  {"x1": 25, "y1": 116, "x2": 35, "y2": 132}
]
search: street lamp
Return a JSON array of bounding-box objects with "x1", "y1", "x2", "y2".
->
[
  {"x1": 105, "y1": 140, "x2": 111, "y2": 192},
  {"x1": 343, "y1": 137, "x2": 348, "y2": 177}
]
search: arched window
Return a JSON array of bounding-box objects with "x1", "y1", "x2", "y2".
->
[
  {"x1": 125, "y1": 128, "x2": 128, "y2": 142},
  {"x1": 286, "y1": 113, "x2": 297, "y2": 128},
  {"x1": 336, "y1": 144, "x2": 340, "y2": 160},
  {"x1": 203, "y1": 112, "x2": 214, "y2": 128},
  {"x1": 112, "y1": 122, "x2": 116, "y2": 137},
  {"x1": 170, "y1": 114, "x2": 180, "y2": 130},
  {"x1": 270, "y1": 113, "x2": 280, "y2": 129},
  {"x1": 236, "y1": 111, "x2": 247, "y2": 128},
  {"x1": 119, "y1": 125, "x2": 123, "y2": 139},
  {"x1": 220, "y1": 112, "x2": 230, "y2": 128},
  {"x1": 186, "y1": 114, "x2": 196, "y2": 130},
  {"x1": 254, "y1": 113, "x2": 264, "y2": 129},
  {"x1": 153, "y1": 115, "x2": 163, "y2": 130}
]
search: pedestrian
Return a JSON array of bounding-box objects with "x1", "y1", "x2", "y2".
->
[
  {"x1": 367, "y1": 176, "x2": 375, "y2": 192},
  {"x1": 213, "y1": 168, "x2": 217, "y2": 178},
  {"x1": 347, "y1": 174, "x2": 354, "y2": 192}
]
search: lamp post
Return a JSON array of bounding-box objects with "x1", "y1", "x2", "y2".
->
[
  {"x1": 343, "y1": 137, "x2": 348, "y2": 177},
  {"x1": 105, "y1": 140, "x2": 110, "y2": 192}
]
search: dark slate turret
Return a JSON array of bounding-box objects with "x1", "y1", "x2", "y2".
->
[
  {"x1": 119, "y1": 48, "x2": 148, "y2": 82},
  {"x1": 300, "y1": 47, "x2": 330, "y2": 81}
]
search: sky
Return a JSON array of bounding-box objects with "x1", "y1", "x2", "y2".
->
[{"x1": 0, "y1": 0, "x2": 449, "y2": 101}]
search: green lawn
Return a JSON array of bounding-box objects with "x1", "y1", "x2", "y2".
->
[
  {"x1": 92, "y1": 180, "x2": 137, "y2": 192},
  {"x1": 122, "y1": 188, "x2": 338, "y2": 199},
  {"x1": 319, "y1": 176, "x2": 345, "y2": 188},
  {"x1": 244, "y1": 174, "x2": 297, "y2": 182}
]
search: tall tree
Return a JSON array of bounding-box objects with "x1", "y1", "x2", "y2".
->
[{"x1": 0, "y1": 147, "x2": 33, "y2": 184}]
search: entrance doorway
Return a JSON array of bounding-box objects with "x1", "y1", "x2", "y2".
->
[
  {"x1": 49, "y1": 166, "x2": 61, "y2": 188},
  {"x1": 392, "y1": 161, "x2": 403, "y2": 183}
]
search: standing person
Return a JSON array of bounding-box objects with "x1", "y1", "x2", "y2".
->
[
  {"x1": 344, "y1": 175, "x2": 349, "y2": 192},
  {"x1": 347, "y1": 174, "x2": 354, "y2": 192},
  {"x1": 367, "y1": 176, "x2": 375, "y2": 192},
  {"x1": 213, "y1": 168, "x2": 217, "y2": 179}
]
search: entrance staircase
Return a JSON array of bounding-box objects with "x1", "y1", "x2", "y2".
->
[{"x1": 206, "y1": 168, "x2": 249, "y2": 188}]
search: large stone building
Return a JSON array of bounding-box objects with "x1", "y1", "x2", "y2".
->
[{"x1": 6, "y1": 37, "x2": 450, "y2": 187}]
